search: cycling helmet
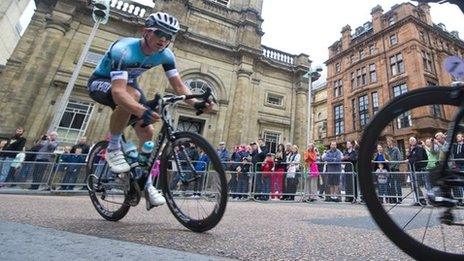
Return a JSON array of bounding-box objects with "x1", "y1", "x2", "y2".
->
[{"x1": 145, "y1": 12, "x2": 180, "y2": 35}]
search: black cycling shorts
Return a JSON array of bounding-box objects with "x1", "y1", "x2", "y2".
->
[{"x1": 87, "y1": 75, "x2": 147, "y2": 127}]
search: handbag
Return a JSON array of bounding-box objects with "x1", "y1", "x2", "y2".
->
[{"x1": 287, "y1": 165, "x2": 296, "y2": 178}]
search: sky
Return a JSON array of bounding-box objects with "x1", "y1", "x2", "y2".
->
[{"x1": 21, "y1": 0, "x2": 464, "y2": 82}]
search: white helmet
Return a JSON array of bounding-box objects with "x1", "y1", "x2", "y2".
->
[{"x1": 145, "y1": 12, "x2": 180, "y2": 35}]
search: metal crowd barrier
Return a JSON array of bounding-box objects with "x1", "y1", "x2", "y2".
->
[{"x1": 4, "y1": 151, "x2": 464, "y2": 206}]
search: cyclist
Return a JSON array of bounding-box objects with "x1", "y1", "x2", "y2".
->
[{"x1": 87, "y1": 12, "x2": 213, "y2": 208}]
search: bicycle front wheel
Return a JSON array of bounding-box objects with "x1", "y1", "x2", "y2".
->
[
  {"x1": 87, "y1": 141, "x2": 130, "y2": 221},
  {"x1": 159, "y1": 131, "x2": 228, "y2": 232},
  {"x1": 358, "y1": 86, "x2": 464, "y2": 260}
]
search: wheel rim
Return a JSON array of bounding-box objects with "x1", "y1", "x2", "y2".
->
[
  {"x1": 160, "y1": 133, "x2": 227, "y2": 230},
  {"x1": 358, "y1": 87, "x2": 464, "y2": 259}
]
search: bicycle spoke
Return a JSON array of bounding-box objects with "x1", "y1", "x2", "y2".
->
[
  {"x1": 440, "y1": 223, "x2": 447, "y2": 252},
  {"x1": 422, "y1": 208, "x2": 434, "y2": 244},
  {"x1": 402, "y1": 205, "x2": 426, "y2": 230},
  {"x1": 386, "y1": 190, "x2": 414, "y2": 213}
]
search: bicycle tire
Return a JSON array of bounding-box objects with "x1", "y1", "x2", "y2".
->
[
  {"x1": 87, "y1": 141, "x2": 130, "y2": 221},
  {"x1": 358, "y1": 86, "x2": 464, "y2": 260},
  {"x1": 159, "y1": 131, "x2": 228, "y2": 232}
]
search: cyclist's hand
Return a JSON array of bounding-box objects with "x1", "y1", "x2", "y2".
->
[
  {"x1": 194, "y1": 100, "x2": 215, "y2": 115},
  {"x1": 141, "y1": 107, "x2": 160, "y2": 126}
]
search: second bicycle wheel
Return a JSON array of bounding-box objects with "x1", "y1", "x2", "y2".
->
[
  {"x1": 358, "y1": 86, "x2": 464, "y2": 260},
  {"x1": 159, "y1": 131, "x2": 228, "y2": 232}
]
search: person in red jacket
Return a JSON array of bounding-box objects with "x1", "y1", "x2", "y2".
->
[
  {"x1": 261, "y1": 153, "x2": 274, "y2": 201},
  {"x1": 272, "y1": 144, "x2": 286, "y2": 199}
]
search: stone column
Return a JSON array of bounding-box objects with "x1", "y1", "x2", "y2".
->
[
  {"x1": 0, "y1": 1, "x2": 75, "y2": 138},
  {"x1": 227, "y1": 64, "x2": 253, "y2": 146},
  {"x1": 293, "y1": 81, "x2": 309, "y2": 151}
]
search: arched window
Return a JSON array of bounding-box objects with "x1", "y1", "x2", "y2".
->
[{"x1": 184, "y1": 79, "x2": 215, "y2": 95}]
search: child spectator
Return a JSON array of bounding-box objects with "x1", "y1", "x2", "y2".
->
[
  {"x1": 261, "y1": 153, "x2": 274, "y2": 201},
  {"x1": 376, "y1": 163, "x2": 389, "y2": 204}
]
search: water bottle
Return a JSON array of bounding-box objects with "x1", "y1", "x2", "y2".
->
[
  {"x1": 122, "y1": 141, "x2": 139, "y2": 167},
  {"x1": 139, "y1": 141, "x2": 154, "y2": 165}
]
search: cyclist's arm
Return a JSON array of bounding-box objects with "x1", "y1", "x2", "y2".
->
[
  {"x1": 111, "y1": 77, "x2": 146, "y2": 117},
  {"x1": 168, "y1": 75, "x2": 198, "y2": 106}
]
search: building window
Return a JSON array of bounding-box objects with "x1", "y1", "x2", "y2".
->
[
  {"x1": 361, "y1": 67, "x2": 367, "y2": 85},
  {"x1": 263, "y1": 131, "x2": 280, "y2": 153},
  {"x1": 356, "y1": 68, "x2": 362, "y2": 87},
  {"x1": 177, "y1": 116, "x2": 204, "y2": 134},
  {"x1": 369, "y1": 63, "x2": 377, "y2": 82},
  {"x1": 333, "y1": 79, "x2": 343, "y2": 97},
  {"x1": 358, "y1": 94, "x2": 369, "y2": 127},
  {"x1": 350, "y1": 54, "x2": 355, "y2": 63},
  {"x1": 369, "y1": 44, "x2": 376, "y2": 55},
  {"x1": 388, "y1": 16, "x2": 396, "y2": 25},
  {"x1": 359, "y1": 49, "x2": 366, "y2": 60},
  {"x1": 266, "y1": 93, "x2": 284, "y2": 106},
  {"x1": 207, "y1": 0, "x2": 229, "y2": 7},
  {"x1": 392, "y1": 84, "x2": 412, "y2": 128},
  {"x1": 390, "y1": 53, "x2": 404, "y2": 76},
  {"x1": 419, "y1": 31, "x2": 425, "y2": 42},
  {"x1": 351, "y1": 98, "x2": 356, "y2": 131},
  {"x1": 84, "y1": 51, "x2": 104, "y2": 66},
  {"x1": 422, "y1": 51, "x2": 434, "y2": 72},
  {"x1": 390, "y1": 34, "x2": 398, "y2": 45},
  {"x1": 351, "y1": 72, "x2": 355, "y2": 88},
  {"x1": 57, "y1": 100, "x2": 94, "y2": 144},
  {"x1": 334, "y1": 104, "x2": 344, "y2": 135},
  {"x1": 428, "y1": 82, "x2": 443, "y2": 118},
  {"x1": 185, "y1": 79, "x2": 217, "y2": 98},
  {"x1": 335, "y1": 62, "x2": 341, "y2": 73},
  {"x1": 372, "y1": 91, "x2": 379, "y2": 114}
]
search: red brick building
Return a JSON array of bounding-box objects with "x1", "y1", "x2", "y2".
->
[{"x1": 325, "y1": 2, "x2": 464, "y2": 151}]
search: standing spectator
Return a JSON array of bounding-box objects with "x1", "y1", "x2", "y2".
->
[
  {"x1": 407, "y1": 136, "x2": 428, "y2": 205},
  {"x1": 282, "y1": 142, "x2": 293, "y2": 200},
  {"x1": 216, "y1": 141, "x2": 229, "y2": 163},
  {"x1": 236, "y1": 156, "x2": 252, "y2": 199},
  {"x1": 285, "y1": 145, "x2": 301, "y2": 201},
  {"x1": 71, "y1": 136, "x2": 90, "y2": 154},
  {"x1": 303, "y1": 143, "x2": 319, "y2": 202},
  {"x1": 60, "y1": 148, "x2": 86, "y2": 190},
  {"x1": 0, "y1": 127, "x2": 27, "y2": 184},
  {"x1": 451, "y1": 133, "x2": 464, "y2": 202},
  {"x1": 30, "y1": 132, "x2": 59, "y2": 190},
  {"x1": 250, "y1": 141, "x2": 267, "y2": 199},
  {"x1": 193, "y1": 147, "x2": 209, "y2": 197},
  {"x1": 322, "y1": 141, "x2": 343, "y2": 202},
  {"x1": 17, "y1": 139, "x2": 43, "y2": 185},
  {"x1": 272, "y1": 143, "x2": 286, "y2": 199},
  {"x1": 342, "y1": 141, "x2": 358, "y2": 202},
  {"x1": 376, "y1": 163, "x2": 389, "y2": 204},
  {"x1": 386, "y1": 136, "x2": 403, "y2": 204},
  {"x1": 4, "y1": 148, "x2": 26, "y2": 186},
  {"x1": 261, "y1": 153, "x2": 274, "y2": 201}
]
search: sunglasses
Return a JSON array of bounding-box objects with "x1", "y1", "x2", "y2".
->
[{"x1": 151, "y1": 29, "x2": 174, "y2": 41}]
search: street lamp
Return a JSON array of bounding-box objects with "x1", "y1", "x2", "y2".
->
[
  {"x1": 307, "y1": 66, "x2": 323, "y2": 146},
  {"x1": 49, "y1": 0, "x2": 111, "y2": 134}
]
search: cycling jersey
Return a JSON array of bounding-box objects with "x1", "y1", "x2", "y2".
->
[{"x1": 91, "y1": 37, "x2": 178, "y2": 82}]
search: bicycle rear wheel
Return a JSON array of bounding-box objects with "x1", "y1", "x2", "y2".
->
[
  {"x1": 159, "y1": 131, "x2": 228, "y2": 232},
  {"x1": 87, "y1": 141, "x2": 130, "y2": 221},
  {"x1": 358, "y1": 86, "x2": 464, "y2": 260}
]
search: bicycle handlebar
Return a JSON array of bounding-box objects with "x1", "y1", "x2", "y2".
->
[{"x1": 140, "y1": 87, "x2": 217, "y2": 128}]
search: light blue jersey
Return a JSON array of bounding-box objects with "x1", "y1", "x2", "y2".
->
[{"x1": 92, "y1": 38, "x2": 178, "y2": 82}]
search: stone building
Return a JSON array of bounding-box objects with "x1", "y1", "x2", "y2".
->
[
  {"x1": 0, "y1": 0, "x2": 33, "y2": 67},
  {"x1": 311, "y1": 82, "x2": 327, "y2": 144},
  {"x1": 325, "y1": 2, "x2": 463, "y2": 151},
  {"x1": 0, "y1": 0, "x2": 310, "y2": 152}
]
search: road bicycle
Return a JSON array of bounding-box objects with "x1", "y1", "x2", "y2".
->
[
  {"x1": 86, "y1": 87, "x2": 228, "y2": 232},
  {"x1": 358, "y1": 1, "x2": 464, "y2": 259}
]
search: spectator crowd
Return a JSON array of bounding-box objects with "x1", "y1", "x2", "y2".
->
[{"x1": 1, "y1": 127, "x2": 464, "y2": 206}]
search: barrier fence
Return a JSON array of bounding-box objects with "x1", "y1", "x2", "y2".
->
[{"x1": 1, "y1": 151, "x2": 463, "y2": 205}]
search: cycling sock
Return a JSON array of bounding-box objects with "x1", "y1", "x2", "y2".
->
[
  {"x1": 107, "y1": 133, "x2": 122, "y2": 152},
  {"x1": 146, "y1": 174, "x2": 153, "y2": 187}
]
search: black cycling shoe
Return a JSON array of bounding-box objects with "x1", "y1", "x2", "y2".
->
[{"x1": 427, "y1": 187, "x2": 458, "y2": 208}]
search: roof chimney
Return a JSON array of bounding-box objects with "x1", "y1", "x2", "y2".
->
[{"x1": 371, "y1": 5, "x2": 383, "y2": 33}]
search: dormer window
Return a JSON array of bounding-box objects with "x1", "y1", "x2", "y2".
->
[{"x1": 208, "y1": 0, "x2": 229, "y2": 7}]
